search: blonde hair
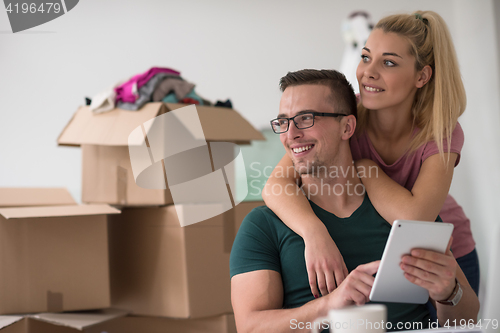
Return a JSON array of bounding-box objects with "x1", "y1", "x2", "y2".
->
[{"x1": 356, "y1": 10, "x2": 466, "y2": 157}]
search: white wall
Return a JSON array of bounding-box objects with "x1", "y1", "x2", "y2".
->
[
  {"x1": 450, "y1": 0, "x2": 500, "y2": 316},
  {"x1": 496, "y1": 0, "x2": 500, "y2": 83},
  {"x1": 1, "y1": 0, "x2": 499, "y2": 314}
]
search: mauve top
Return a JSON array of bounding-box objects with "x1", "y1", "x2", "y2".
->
[{"x1": 350, "y1": 122, "x2": 475, "y2": 258}]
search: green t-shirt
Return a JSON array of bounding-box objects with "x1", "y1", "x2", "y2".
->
[{"x1": 230, "y1": 195, "x2": 431, "y2": 330}]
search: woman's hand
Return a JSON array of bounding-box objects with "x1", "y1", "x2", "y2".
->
[
  {"x1": 304, "y1": 232, "x2": 349, "y2": 298},
  {"x1": 400, "y1": 237, "x2": 457, "y2": 301}
]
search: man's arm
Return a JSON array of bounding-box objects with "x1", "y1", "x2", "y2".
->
[
  {"x1": 231, "y1": 262, "x2": 380, "y2": 333},
  {"x1": 231, "y1": 270, "x2": 323, "y2": 333}
]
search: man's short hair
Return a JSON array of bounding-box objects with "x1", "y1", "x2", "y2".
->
[{"x1": 279, "y1": 69, "x2": 357, "y2": 119}]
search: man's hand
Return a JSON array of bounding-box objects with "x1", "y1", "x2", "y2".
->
[
  {"x1": 400, "y1": 237, "x2": 457, "y2": 301},
  {"x1": 326, "y1": 260, "x2": 380, "y2": 309},
  {"x1": 304, "y1": 233, "x2": 349, "y2": 298}
]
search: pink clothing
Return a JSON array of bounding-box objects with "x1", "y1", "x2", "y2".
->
[
  {"x1": 115, "y1": 67, "x2": 180, "y2": 103},
  {"x1": 350, "y1": 122, "x2": 475, "y2": 258}
]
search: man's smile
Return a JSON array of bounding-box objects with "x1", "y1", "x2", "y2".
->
[{"x1": 290, "y1": 144, "x2": 315, "y2": 156}]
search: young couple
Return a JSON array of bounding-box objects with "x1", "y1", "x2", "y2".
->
[{"x1": 230, "y1": 10, "x2": 479, "y2": 332}]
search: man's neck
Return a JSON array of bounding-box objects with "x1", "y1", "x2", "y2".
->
[{"x1": 301, "y1": 150, "x2": 365, "y2": 218}]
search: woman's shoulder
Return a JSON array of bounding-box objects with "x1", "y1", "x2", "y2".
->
[
  {"x1": 422, "y1": 121, "x2": 464, "y2": 148},
  {"x1": 420, "y1": 121, "x2": 464, "y2": 165},
  {"x1": 452, "y1": 121, "x2": 465, "y2": 144}
]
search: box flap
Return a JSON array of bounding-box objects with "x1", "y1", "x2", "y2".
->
[
  {"x1": 28, "y1": 309, "x2": 128, "y2": 330},
  {"x1": 57, "y1": 103, "x2": 166, "y2": 147},
  {"x1": 165, "y1": 103, "x2": 265, "y2": 143},
  {"x1": 0, "y1": 204, "x2": 121, "y2": 219},
  {"x1": 0, "y1": 315, "x2": 24, "y2": 330},
  {"x1": 58, "y1": 102, "x2": 265, "y2": 147},
  {"x1": 0, "y1": 188, "x2": 76, "y2": 208}
]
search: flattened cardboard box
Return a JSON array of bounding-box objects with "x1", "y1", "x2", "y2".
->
[
  {"x1": 0, "y1": 309, "x2": 127, "y2": 333},
  {"x1": 0, "y1": 188, "x2": 76, "y2": 208},
  {"x1": 0, "y1": 312, "x2": 235, "y2": 333},
  {"x1": 93, "y1": 313, "x2": 236, "y2": 333},
  {"x1": 0, "y1": 204, "x2": 120, "y2": 315},
  {"x1": 108, "y1": 204, "x2": 238, "y2": 318},
  {"x1": 57, "y1": 102, "x2": 265, "y2": 206}
]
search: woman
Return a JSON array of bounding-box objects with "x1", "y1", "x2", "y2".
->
[{"x1": 262, "y1": 10, "x2": 479, "y2": 302}]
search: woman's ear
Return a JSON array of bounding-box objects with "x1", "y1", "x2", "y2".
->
[
  {"x1": 416, "y1": 65, "x2": 432, "y2": 88},
  {"x1": 341, "y1": 115, "x2": 357, "y2": 140}
]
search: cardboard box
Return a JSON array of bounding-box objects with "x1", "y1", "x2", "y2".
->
[
  {"x1": 108, "y1": 201, "x2": 264, "y2": 319},
  {"x1": 94, "y1": 313, "x2": 236, "y2": 333},
  {"x1": 108, "y1": 204, "x2": 236, "y2": 318},
  {"x1": 0, "y1": 203, "x2": 120, "y2": 314},
  {"x1": 0, "y1": 188, "x2": 76, "y2": 207},
  {"x1": 0, "y1": 312, "x2": 235, "y2": 333},
  {"x1": 81, "y1": 144, "x2": 172, "y2": 206},
  {"x1": 0, "y1": 309, "x2": 127, "y2": 333},
  {"x1": 57, "y1": 103, "x2": 264, "y2": 206}
]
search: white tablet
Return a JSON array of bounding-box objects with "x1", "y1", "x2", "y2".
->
[{"x1": 369, "y1": 220, "x2": 454, "y2": 304}]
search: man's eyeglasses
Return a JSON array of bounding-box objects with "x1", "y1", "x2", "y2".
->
[{"x1": 270, "y1": 112, "x2": 348, "y2": 134}]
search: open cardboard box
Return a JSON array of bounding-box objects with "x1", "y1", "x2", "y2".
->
[
  {"x1": 0, "y1": 188, "x2": 76, "y2": 208},
  {"x1": 57, "y1": 103, "x2": 265, "y2": 206},
  {"x1": 0, "y1": 188, "x2": 120, "y2": 315}
]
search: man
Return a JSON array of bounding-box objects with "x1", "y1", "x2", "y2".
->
[{"x1": 230, "y1": 69, "x2": 479, "y2": 332}]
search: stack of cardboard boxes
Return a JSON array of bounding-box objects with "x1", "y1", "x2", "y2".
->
[{"x1": 0, "y1": 102, "x2": 266, "y2": 332}]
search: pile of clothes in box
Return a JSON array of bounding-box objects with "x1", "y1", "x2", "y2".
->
[{"x1": 87, "y1": 66, "x2": 232, "y2": 114}]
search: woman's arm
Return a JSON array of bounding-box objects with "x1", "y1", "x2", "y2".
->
[
  {"x1": 262, "y1": 154, "x2": 348, "y2": 296},
  {"x1": 355, "y1": 152, "x2": 458, "y2": 224},
  {"x1": 263, "y1": 154, "x2": 321, "y2": 239}
]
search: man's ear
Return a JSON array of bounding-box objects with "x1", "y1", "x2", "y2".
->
[
  {"x1": 341, "y1": 115, "x2": 356, "y2": 140},
  {"x1": 416, "y1": 65, "x2": 432, "y2": 88}
]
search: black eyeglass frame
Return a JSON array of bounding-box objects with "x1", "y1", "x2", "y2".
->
[{"x1": 270, "y1": 112, "x2": 349, "y2": 134}]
